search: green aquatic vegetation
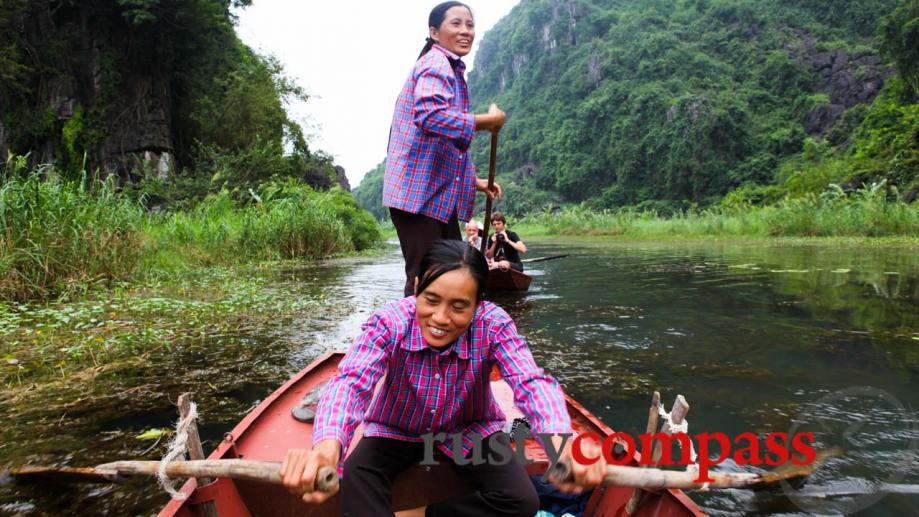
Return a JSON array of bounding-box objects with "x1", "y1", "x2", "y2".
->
[
  {"x1": 0, "y1": 265, "x2": 328, "y2": 385},
  {"x1": 135, "y1": 428, "x2": 171, "y2": 441}
]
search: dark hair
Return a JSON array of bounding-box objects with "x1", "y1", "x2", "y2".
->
[
  {"x1": 416, "y1": 239, "x2": 488, "y2": 302},
  {"x1": 418, "y1": 2, "x2": 473, "y2": 59},
  {"x1": 490, "y1": 211, "x2": 506, "y2": 223}
]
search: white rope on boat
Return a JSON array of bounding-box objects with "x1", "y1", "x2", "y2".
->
[
  {"x1": 658, "y1": 403, "x2": 709, "y2": 491},
  {"x1": 157, "y1": 402, "x2": 198, "y2": 500}
]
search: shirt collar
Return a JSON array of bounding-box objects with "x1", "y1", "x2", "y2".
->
[
  {"x1": 432, "y1": 44, "x2": 466, "y2": 71},
  {"x1": 403, "y1": 298, "x2": 473, "y2": 359}
]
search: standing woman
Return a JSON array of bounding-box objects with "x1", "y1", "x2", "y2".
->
[{"x1": 384, "y1": 1, "x2": 506, "y2": 296}]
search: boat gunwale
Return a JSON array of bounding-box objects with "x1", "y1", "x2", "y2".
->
[
  {"x1": 160, "y1": 351, "x2": 705, "y2": 516},
  {"x1": 159, "y1": 351, "x2": 340, "y2": 516}
]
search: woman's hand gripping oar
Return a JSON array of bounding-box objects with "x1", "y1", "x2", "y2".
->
[{"x1": 280, "y1": 439, "x2": 342, "y2": 504}]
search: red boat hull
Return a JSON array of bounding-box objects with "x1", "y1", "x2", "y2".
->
[{"x1": 160, "y1": 352, "x2": 704, "y2": 516}]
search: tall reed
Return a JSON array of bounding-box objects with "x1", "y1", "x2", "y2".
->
[
  {"x1": 2, "y1": 163, "x2": 381, "y2": 301},
  {"x1": 0, "y1": 169, "x2": 144, "y2": 300},
  {"x1": 144, "y1": 183, "x2": 377, "y2": 268}
]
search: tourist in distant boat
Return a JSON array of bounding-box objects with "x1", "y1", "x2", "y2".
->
[
  {"x1": 383, "y1": 1, "x2": 505, "y2": 297},
  {"x1": 280, "y1": 240, "x2": 606, "y2": 515},
  {"x1": 462, "y1": 219, "x2": 482, "y2": 249},
  {"x1": 486, "y1": 211, "x2": 526, "y2": 272}
]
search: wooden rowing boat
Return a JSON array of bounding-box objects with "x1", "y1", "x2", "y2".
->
[
  {"x1": 159, "y1": 352, "x2": 704, "y2": 516},
  {"x1": 487, "y1": 267, "x2": 533, "y2": 292}
]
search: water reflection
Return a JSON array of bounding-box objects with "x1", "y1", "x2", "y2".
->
[
  {"x1": 2, "y1": 240, "x2": 917, "y2": 515},
  {"x1": 502, "y1": 240, "x2": 918, "y2": 515}
]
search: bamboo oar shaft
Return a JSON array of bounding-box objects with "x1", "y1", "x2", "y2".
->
[
  {"x1": 549, "y1": 461, "x2": 761, "y2": 490},
  {"x1": 480, "y1": 132, "x2": 498, "y2": 256},
  {"x1": 93, "y1": 460, "x2": 339, "y2": 492}
]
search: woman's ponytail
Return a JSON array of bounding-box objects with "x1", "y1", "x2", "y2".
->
[{"x1": 418, "y1": 36, "x2": 436, "y2": 59}]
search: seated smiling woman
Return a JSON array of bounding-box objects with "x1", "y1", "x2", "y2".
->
[{"x1": 280, "y1": 240, "x2": 605, "y2": 516}]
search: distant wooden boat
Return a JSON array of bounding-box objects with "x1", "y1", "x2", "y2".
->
[
  {"x1": 486, "y1": 254, "x2": 567, "y2": 292},
  {"x1": 487, "y1": 267, "x2": 533, "y2": 292},
  {"x1": 159, "y1": 352, "x2": 703, "y2": 517}
]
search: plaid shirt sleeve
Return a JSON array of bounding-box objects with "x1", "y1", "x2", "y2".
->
[
  {"x1": 490, "y1": 319, "x2": 573, "y2": 435},
  {"x1": 312, "y1": 311, "x2": 391, "y2": 452},
  {"x1": 412, "y1": 58, "x2": 475, "y2": 152}
]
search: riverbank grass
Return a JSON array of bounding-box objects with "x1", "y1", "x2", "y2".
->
[
  {"x1": 0, "y1": 171, "x2": 381, "y2": 301},
  {"x1": 0, "y1": 167, "x2": 145, "y2": 301},
  {"x1": 515, "y1": 183, "x2": 919, "y2": 241}
]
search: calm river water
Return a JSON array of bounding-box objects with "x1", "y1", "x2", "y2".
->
[{"x1": 2, "y1": 239, "x2": 917, "y2": 516}]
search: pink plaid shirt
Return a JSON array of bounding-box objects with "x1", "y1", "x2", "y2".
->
[
  {"x1": 313, "y1": 297, "x2": 572, "y2": 459},
  {"x1": 382, "y1": 44, "x2": 477, "y2": 224}
]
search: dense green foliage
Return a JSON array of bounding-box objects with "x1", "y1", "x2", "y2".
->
[
  {"x1": 0, "y1": 0, "x2": 343, "y2": 205},
  {"x1": 353, "y1": 160, "x2": 389, "y2": 221},
  {"x1": 146, "y1": 183, "x2": 378, "y2": 268},
  {"x1": 880, "y1": 0, "x2": 919, "y2": 91},
  {"x1": 355, "y1": 0, "x2": 917, "y2": 222},
  {"x1": 466, "y1": 0, "x2": 904, "y2": 210},
  {"x1": 0, "y1": 166, "x2": 380, "y2": 302},
  {"x1": 773, "y1": 78, "x2": 919, "y2": 201}
]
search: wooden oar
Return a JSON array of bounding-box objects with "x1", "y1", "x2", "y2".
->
[
  {"x1": 749, "y1": 446, "x2": 843, "y2": 489},
  {"x1": 549, "y1": 446, "x2": 842, "y2": 491},
  {"x1": 480, "y1": 131, "x2": 499, "y2": 256},
  {"x1": 520, "y1": 254, "x2": 569, "y2": 264},
  {"x1": 9, "y1": 460, "x2": 339, "y2": 492},
  {"x1": 548, "y1": 460, "x2": 762, "y2": 490}
]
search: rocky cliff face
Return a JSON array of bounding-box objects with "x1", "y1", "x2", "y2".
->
[
  {"x1": 3, "y1": 1, "x2": 347, "y2": 191},
  {"x1": 9, "y1": 3, "x2": 175, "y2": 178},
  {"x1": 791, "y1": 36, "x2": 893, "y2": 135},
  {"x1": 334, "y1": 166, "x2": 351, "y2": 192}
]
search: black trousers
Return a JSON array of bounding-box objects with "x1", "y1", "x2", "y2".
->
[
  {"x1": 390, "y1": 208, "x2": 462, "y2": 297},
  {"x1": 341, "y1": 435, "x2": 539, "y2": 517}
]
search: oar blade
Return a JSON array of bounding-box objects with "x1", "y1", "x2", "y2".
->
[{"x1": 750, "y1": 446, "x2": 844, "y2": 491}]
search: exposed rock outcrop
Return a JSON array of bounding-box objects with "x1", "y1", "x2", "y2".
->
[
  {"x1": 12, "y1": 3, "x2": 175, "y2": 179},
  {"x1": 790, "y1": 36, "x2": 893, "y2": 135},
  {"x1": 3, "y1": 1, "x2": 345, "y2": 191},
  {"x1": 335, "y1": 166, "x2": 350, "y2": 192}
]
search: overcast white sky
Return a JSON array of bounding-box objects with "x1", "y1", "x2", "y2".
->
[{"x1": 235, "y1": 1, "x2": 520, "y2": 188}]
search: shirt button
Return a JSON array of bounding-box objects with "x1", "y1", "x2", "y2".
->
[
  {"x1": 431, "y1": 409, "x2": 436, "y2": 414},
  {"x1": 434, "y1": 373, "x2": 441, "y2": 379}
]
